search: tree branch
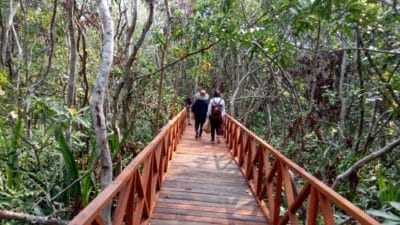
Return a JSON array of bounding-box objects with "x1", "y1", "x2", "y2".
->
[
  {"x1": 29, "y1": 0, "x2": 57, "y2": 93},
  {"x1": 140, "y1": 41, "x2": 218, "y2": 79},
  {"x1": 284, "y1": 40, "x2": 400, "y2": 55},
  {"x1": 331, "y1": 137, "x2": 400, "y2": 190},
  {"x1": 252, "y1": 40, "x2": 301, "y2": 111},
  {"x1": 0, "y1": 210, "x2": 68, "y2": 225}
]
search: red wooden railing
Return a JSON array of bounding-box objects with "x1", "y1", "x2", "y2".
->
[
  {"x1": 69, "y1": 109, "x2": 187, "y2": 225},
  {"x1": 224, "y1": 115, "x2": 380, "y2": 225}
]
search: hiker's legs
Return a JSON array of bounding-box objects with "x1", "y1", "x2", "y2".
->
[
  {"x1": 215, "y1": 119, "x2": 222, "y2": 143},
  {"x1": 210, "y1": 118, "x2": 218, "y2": 141},
  {"x1": 194, "y1": 116, "x2": 202, "y2": 137},
  {"x1": 186, "y1": 108, "x2": 191, "y2": 125},
  {"x1": 198, "y1": 117, "x2": 206, "y2": 137}
]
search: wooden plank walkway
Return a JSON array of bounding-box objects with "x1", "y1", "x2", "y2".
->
[{"x1": 149, "y1": 126, "x2": 268, "y2": 225}]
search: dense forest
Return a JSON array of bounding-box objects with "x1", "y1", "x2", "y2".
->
[{"x1": 0, "y1": 0, "x2": 399, "y2": 224}]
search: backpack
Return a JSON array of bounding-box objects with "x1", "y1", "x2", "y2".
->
[{"x1": 210, "y1": 99, "x2": 222, "y2": 119}]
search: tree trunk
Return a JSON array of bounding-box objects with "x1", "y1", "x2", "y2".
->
[
  {"x1": 11, "y1": 23, "x2": 23, "y2": 90},
  {"x1": 154, "y1": 0, "x2": 172, "y2": 133},
  {"x1": 338, "y1": 45, "x2": 347, "y2": 137},
  {"x1": 0, "y1": 0, "x2": 18, "y2": 69},
  {"x1": 354, "y1": 27, "x2": 365, "y2": 153},
  {"x1": 29, "y1": 0, "x2": 57, "y2": 92},
  {"x1": 66, "y1": 0, "x2": 77, "y2": 147},
  {"x1": 230, "y1": 65, "x2": 262, "y2": 118},
  {"x1": 230, "y1": 47, "x2": 241, "y2": 117},
  {"x1": 112, "y1": 0, "x2": 153, "y2": 142},
  {"x1": 66, "y1": 0, "x2": 77, "y2": 108},
  {"x1": 0, "y1": 210, "x2": 68, "y2": 225},
  {"x1": 91, "y1": 0, "x2": 114, "y2": 223}
]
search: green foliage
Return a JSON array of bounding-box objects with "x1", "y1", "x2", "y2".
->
[
  {"x1": 0, "y1": 118, "x2": 23, "y2": 190},
  {"x1": 0, "y1": 70, "x2": 11, "y2": 89},
  {"x1": 54, "y1": 126, "x2": 81, "y2": 202},
  {"x1": 0, "y1": 0, "x2": 399, "y2": 221},
  {"x1": 378, "y1": 171, "x2": 400, "y2": 204},
  {"x1": 80, "y1": 142, "x2": 96, "y2": 206},
  {"x1": 220, "y1": 0, "x2": 234, "y2": 13},
  {"x1": 110, "y1": 125, "x2": 134, "y2": 161},
  {"x1": 310, "y1": 0, "x2": 333, "y2": 20},
  {"x1": 369, "y1": 202, "x2": 400, "y2": 225}
]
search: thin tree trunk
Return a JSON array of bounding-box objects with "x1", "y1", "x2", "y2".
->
[
  {"x1": 66, "y1": 0, "x2": 77, "y2": 108},
  {"x1": 308, "y1": 20, "x2": 321, "y2": 114},
  {"x1": 66, "y1": 0, "x2": 77, "y2": 147},
  {"x1": 338, "y1": 45, "x2": 347, "y2": 137},
  {"x1": 20, "y1": 1, "x2": 32, "y2": 138},
  {"x1": 230, "y1": 65, "x2": 262, "y2": 117},
  {"x1": 11, "y1": 22, "x2": 22, "y2": 64},
  {"x1": 77, "y1": 26, "x2": 89, "y2": 107},
  {"x1": 112, "y1": 0, "x2": 153, "y2": 141},
  {"x1": 354, "y1": 27, "x2": 365, "y2": 153},
  {"x1": 154, "y1": 0, "x2": 172, "y2": 133},
  {"x1": 230, "y1": 47, "x2": 241, "y2": 117},
  {"x1": 30, "y1": 0, "x2": 57, "y2": 92},
  {"x1": 91, "y1": 0, "x2": 114, "y2": 223},
  {"x1": 114, "y1": 0, "x2": 153, "y2": 101},
  {"x1": 11, "y1": 21, "x2": 23, "y2": 102},
  {"x1": 0, "y1": 0, "x2": 18, "y2": 69}
]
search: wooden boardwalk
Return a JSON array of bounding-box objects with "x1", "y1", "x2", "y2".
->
[{"x1": 149, "y1": 126, "x2": 268, "y2": 225}]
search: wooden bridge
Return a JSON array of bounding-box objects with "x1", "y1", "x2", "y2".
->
[{"x1": 70, "y1": 109, "x2": 379, "y2": 225}]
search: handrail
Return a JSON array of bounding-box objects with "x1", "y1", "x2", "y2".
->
[
  {"x1": 69, "y1": 109, "x2": 187, "y2": 225},
  {"x1": 224, "y1": 114, "x2": 380, "y2": 225}
]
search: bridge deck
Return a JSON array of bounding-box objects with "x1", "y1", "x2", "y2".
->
[{"x1": 149, "y1": 126, "x2": 268, "y2": 225}]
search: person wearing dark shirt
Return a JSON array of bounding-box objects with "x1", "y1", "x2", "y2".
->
[{"x1": 191, "y1": 89, "x2": 209, "y2": 138}]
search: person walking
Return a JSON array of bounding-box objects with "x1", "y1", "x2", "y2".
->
[
  {"x1": 194, "y1": 88, "x2": 209, "y2": 100},
  {"x1": 183, "y1": 96, "x2": 192, "y2": 125},
  {"x1": 207, "y1": 91, "x2": 225, "y2": 143},
  {"x1": 191, "y1": 89, "x2": 209, "y2": 138}
]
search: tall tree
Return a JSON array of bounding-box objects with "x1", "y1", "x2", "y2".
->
[
  {"x1": 0, "y1": 0, "x2": 18, "y2": 70},
  {"x1": 91, "y1": 0, "x2": 114, "y2": 223},
  {"x1": 154, "y1": 0, "x2": 173, "y2": 132},
  {"x1": 66, "y1": 0, "x2": 77, "y2": 108}
]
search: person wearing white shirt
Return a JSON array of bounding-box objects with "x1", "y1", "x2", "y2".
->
[{"x1": 207, "y1": 91, "x2": 225, "y2": 143}]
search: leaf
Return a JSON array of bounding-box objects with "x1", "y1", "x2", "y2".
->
[
  {"x1": 75, "y1": 116, "x2": 91, "y2": 129},
  {"x1": 382, "y1": 221, "x2": 400, "y2": 225},
  {"x1": 389, "y1": 202, "x2": 400, "y2": 211},
  {"x1": 6, "y1": 119, "x2": 22, "y2": 190},
  {"x1": 68, "y1": 107, "x2": 78, "y2": 117},
  {"x1": 54, "y1": 126, "x2": 81, "y2": 200},
  {"x1": 10, "y1": 111, "x2": 18, "y2": 120},
  {"x1": 220, "y1": 0, "x2": 234, "y2": 13},
  {"x1": 368, "y1": 210, "x2": 400, "y2": 220},
  {"x1": 112, "y1": 124, "x2": 134, "y2": 161}
]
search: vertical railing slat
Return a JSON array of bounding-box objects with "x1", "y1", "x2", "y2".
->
[
  {"x1": 112, "y1": 177, "x2": 133, "y2": 225},
  {"x1": 307, "y1": 187, "x2": 319, "y2": 225},
  {"x1": 319, "y1": 193, "x2": 335, "y2": 225}
]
